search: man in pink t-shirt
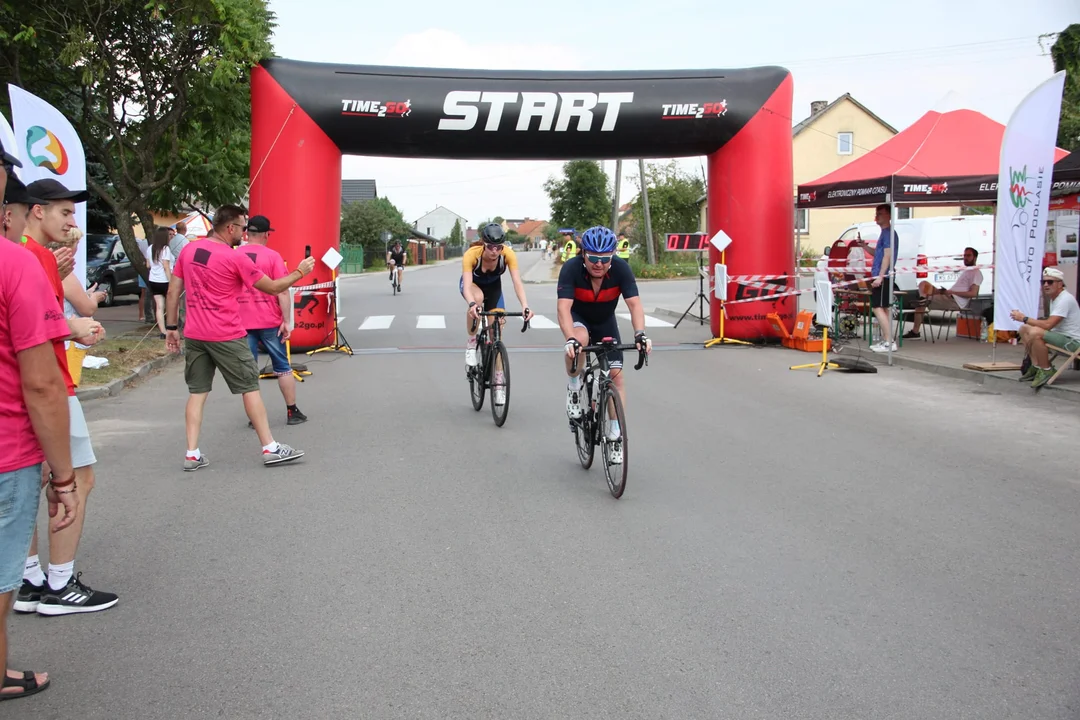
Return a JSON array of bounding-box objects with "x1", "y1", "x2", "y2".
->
[
  {"x1": 238, "y1": 215, "x2": 308, "y2": 426},
  {"x1": 0, "y1": 149, "x2": 81, "y2": 703},
  {"x1": 166, "y1": 204, "x2": 315, "y2": 471}
]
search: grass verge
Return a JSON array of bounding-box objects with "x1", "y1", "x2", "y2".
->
[{"x1": 76, "y1": 334, "x2": 172, "y2": 387}]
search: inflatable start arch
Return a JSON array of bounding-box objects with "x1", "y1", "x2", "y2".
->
[{"x1": 250, "y1": 59, "x2": 794, "y2": 348}]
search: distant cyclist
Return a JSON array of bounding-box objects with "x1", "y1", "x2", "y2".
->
[
  {"x1": 461, "y1": 223, "x2": 533, "y2": 367},
  {"x1": 557, "y1": 226, "x2": 652, "y2": 440},
  {"x1": 387, "y1": 240, "x2": 406, "y2": 292}
]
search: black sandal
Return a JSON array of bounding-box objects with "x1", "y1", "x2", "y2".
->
[{"x1": 0, "y1": 670, "x2": 50, "y2": 701}]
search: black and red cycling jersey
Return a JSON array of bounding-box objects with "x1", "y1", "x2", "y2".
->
[{"x1": 556, "y1": 256, "x2": 640, "y2": 325}]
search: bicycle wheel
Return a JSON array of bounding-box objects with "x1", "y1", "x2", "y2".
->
[
  {"x1": 490, "y1": 342, "x2": 511, "y2": 427},
  {"x1": 599, "y1": 384, "x2": 628, "y2": 498},
  {"x1": 573, "y1": 377, "x2": 595, "y2": 469},
  {"x1": 469, "y1": 342, "x2": 486, "y2": 411}
]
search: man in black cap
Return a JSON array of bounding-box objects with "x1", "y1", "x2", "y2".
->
[
  {"x1": 1, "y1": 174, "x2": 42, "y2": 244},
  {"x1": 238, "y1": 214, "x2": 307, "y2": 425},
  {"x1": 16, "y1": 178, "x2": 118, "y2": 618}
]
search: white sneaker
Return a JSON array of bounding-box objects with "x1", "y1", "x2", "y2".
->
[
  {"x1": 870, "y1": 341, "x2": 897, "y2": 353},
  {"x1": 465, "y1": 347, "x2": 478, "y2": 367},
  {"x1": 566, "y1": 387, "x2": 583, "y2": 419}
]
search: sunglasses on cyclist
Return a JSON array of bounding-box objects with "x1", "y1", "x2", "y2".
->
[
  {"x1": 585, "y1": 254, "x2": 613, "y2": 264},
  {"x1": 1042, "y1": 279, "x2": 1059, "y2": 285},
  {"x1": 485, "y1": 243, "x2": 504, "y2": 252}
]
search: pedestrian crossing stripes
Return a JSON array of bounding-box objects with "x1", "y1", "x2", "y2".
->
[{"x1": 358, "y1": 314, "x2": 675, "y2": 330}]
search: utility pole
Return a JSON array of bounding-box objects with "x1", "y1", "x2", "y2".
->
[
  {"x1": 639, "y1": 158, "x2": 656, "y2": 264},
  {"x1": 610, "y1": 159, "x2": 622, "y2": 231}
]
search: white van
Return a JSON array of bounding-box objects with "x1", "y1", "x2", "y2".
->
[{"x1": 825, "y1": 216, "x2": 994, "y2": 297}]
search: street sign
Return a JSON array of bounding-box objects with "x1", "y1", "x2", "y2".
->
[
  {"x1": 665, "y1": 233, "x2": 709, "y2": 251},
  {"x1": 710, "y1": 230, "x2": 732, "y2": 252}
]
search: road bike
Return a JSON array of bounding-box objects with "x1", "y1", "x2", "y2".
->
[
  {"x1": 466, "y1": 310, "x2": 529, "y2": 427},
  {"x1": 388, "y1": 265, "x2": 401, "y2": 295},
  {"x1": 569, "y1": 338, "x2": 648, "y2": 499}
]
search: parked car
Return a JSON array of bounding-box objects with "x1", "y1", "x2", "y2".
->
[{"x1": 85, "y1": 234, "x2": 140, "y2": 306}]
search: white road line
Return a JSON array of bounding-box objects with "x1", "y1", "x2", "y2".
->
[
  {"x1": 618, "y1": 313, "x2": 674, "y2": 328},
  {"x1": 359, "y1": 315, "x2": 394, "y2": 330},
  {"x1": 528, "y1": 314, "x2": 559, "y2": 329},
  {"x1": 416, "y1": 315, "x2": 446, "y2": 329}
]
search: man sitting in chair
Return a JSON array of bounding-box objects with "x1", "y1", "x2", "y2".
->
[
  {"x1": 1011, "y1": 267, "x2": 1080, "y2": 389},
  {"x1": 904, "y1": 247, "x2": 983, "y2": 339}
]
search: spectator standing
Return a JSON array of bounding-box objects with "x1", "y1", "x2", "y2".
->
[
  {"x1": 869, "y1": 204, "x2": 899, "y2": 353},
  {"x1": 144, "y1": 227, "x2": 174, "y2": 339},
  {"x1": 165, "y1": 205, "x2": 315, "y2": 470},
  {"x1": 238, "y1": 215, "x2": 308, "y2": 425},
  {"x1": 16, "y1": 179, "x2": 117, "y2": 617},
  {"x1": 0, "y1": 150, "x2": 81, "y2": 703}
]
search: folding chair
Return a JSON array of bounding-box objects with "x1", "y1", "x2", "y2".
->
[{"x1": 1045, "y1": 342, "x2": 1080, "y2": 387}]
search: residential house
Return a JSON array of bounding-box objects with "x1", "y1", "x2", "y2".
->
[
  {"x1": 342, "y1": 179, "x2": 378, "y2": 204},
  {"x1": 515, "y1": 219, "x2": 549, "y2": 243},
  {"x1": 414, "y1": 205, "x2": 468, "y2": 241},
  {"x1": 696, "y1": 95, "x2": 960, "y2": 253},
  {"x1": 465, "y1": 227, "x2": 479, "y2": 244}
]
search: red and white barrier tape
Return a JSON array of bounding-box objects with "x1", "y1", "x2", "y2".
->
[{"x1": 293, "y1": 280, "x2": 336, "y2": 293}]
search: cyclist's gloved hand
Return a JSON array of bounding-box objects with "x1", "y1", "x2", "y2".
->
[
  {"x1": 635, "y1": 331, "x2": 652, "y2": 354},
  {"x1": 565, "y1": 338, "x2": 581, "y2": 359}
]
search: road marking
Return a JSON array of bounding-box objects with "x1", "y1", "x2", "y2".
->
[
  {"x1": 618, "y1": 313, "x2": 674, "y2": 328},
  {"x1": 528, "y1": 314, "x2": 559, "y2": 329},
  {"x1": 359, "y1": 315, "x2": 394, "y2": 330},
  {"x1": 416, "y1": 315, "x2": 446, "y2": 329}
]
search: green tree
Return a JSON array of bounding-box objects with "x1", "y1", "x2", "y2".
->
[
  {"x1": 339, "y1": 197, "x2": 411, "y2": 267},
  {"x1": 630, "y1": 161, "x2": 705, "y2": 261},
  {"x1": 544, "y1": 160, "x2": 611, "y2": 232},
  {"x1": 0, "y1": 0, "x2": 275, "y2": 275},
  {"x1": 448, "y1": 218, "x2": 464, "y2": 247},
  {"x1": 1050, "y1": 25, "x2": 1080, "y2": 151}
]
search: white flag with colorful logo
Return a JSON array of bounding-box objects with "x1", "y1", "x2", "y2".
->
[
  {"x1": 8, "y1": 84, "x2": 88, "y2": 286},
  {"x1": 0, "y1": 111, "x2": 21, "y2": 178},
  {"x1": 993, "y1": 72, "x2": 1066, "y2": 333}
]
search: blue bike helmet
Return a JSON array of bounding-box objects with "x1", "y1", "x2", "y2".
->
[{"x1": 580, "y1": 226, "x2": 617, "y2": 254}]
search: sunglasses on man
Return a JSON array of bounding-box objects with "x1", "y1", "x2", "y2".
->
[
  {"x1": 585, "y1": 253, "x2": 613, "y2": 265},
  {"x1": 1042, "y1": 279, "x2": 1060, "y2": 286}
]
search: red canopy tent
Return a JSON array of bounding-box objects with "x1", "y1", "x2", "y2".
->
[{"x1": 798, "y1": 109, "x2": 1069, "y2": 209}]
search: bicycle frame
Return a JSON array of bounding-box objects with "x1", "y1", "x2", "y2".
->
[{"x1": 569, "y1": 338, "x2": 647, "y2": 428}]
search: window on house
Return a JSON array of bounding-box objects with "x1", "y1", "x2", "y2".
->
[
  {"x1": 897, "y1": 207, "x2": 912, "y2": 220},
  {"x1": 837, "y1": 132, "x2": 853, "y2": 155},
  {"x1": 794, "y1": 205, "x2": 809, "y2": 235}
]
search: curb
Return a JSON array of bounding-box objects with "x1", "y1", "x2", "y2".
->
[
  {"x1": 75, "y1": 353, "x2": 182, "y2": 401},
  {"x1": 861, "y1": 351, "x2": 1080, "y2": 404}
]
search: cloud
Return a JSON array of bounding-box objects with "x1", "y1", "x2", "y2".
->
[{"x1": 382, "y1": 29, "x2": 583, "y2": 71}]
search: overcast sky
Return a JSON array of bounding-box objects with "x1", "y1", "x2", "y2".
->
[{"x1": 267, "y1": 0, "x2": 1075, "y2": 228}]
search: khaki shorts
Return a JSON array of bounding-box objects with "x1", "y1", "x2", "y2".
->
[
  {"x1": 1043, "y1": 331, "x2": 1080, "y2": 353},
  {"x1": 184, "y1": 338, "x2": 260, "y2": 395}
]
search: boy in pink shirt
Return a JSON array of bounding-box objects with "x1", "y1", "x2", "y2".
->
[
  {"x1": 237, "y1": 215, "x2": 307, "y2": 425},
  {"x1": 165, "y1": 204, "x2": 315, "y2": 471}
]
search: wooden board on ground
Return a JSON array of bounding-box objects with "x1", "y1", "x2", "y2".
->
[{"x1": 963, "y1": 362, "x2": 1023, "y2": 372}]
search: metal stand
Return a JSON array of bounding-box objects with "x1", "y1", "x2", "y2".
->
[
  {"x1": 674, "y1": 251, "x2": 710, "y2": 328},
  {"x1": 789, "y1": 327, "x2": 840, "y2": 377},
  {"x1": 260, "y1": 339, "x2": 313, "y2": 382},
  {"x1": 307, "y1": 270, "x2": 353, "y2": 356},
  {"x1": 705, "y1": 249, "x2": 752, "y2": 347}
]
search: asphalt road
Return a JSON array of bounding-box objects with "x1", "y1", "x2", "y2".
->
[{"x1": 11, "y1": 251, "x2": 1080, "y2": 719}]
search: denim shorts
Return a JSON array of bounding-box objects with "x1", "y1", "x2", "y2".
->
[
  {"x1": 0, "y1": 464, "x2": 42, "y2": 593},
  {"x1": 247, "y1": 328, "x2": 291, "y2": 375}
]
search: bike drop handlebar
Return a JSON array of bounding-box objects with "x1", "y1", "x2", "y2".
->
[
  {"x1": 570, "y1": 341, "x2": 649, "y2": 374},
  {"x1": 478, "y1": 310, "x2": 530, "y2": 333}
]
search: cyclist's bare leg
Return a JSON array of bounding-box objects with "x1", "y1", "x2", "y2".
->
[
  {"x1": 610, "y1": 367, "x2": 626, "y2": 409},
  {"x1": 396, "y1": 266, "x2": 404, "y2": 289}
]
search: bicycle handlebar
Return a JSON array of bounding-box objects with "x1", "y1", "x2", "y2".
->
[
  {"x1": 570, "y1": 341, "x2": 649, "y2": 374},
  {"x1": 477, "y1": 311, "x2": 530, "y2": 333}
]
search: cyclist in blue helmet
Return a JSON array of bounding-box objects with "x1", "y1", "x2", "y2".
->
[{"x1": 556, "y1": 226, "x2": 651, "y2": 442}]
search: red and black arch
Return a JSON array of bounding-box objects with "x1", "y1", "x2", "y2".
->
[{"x1": 250, "y1": 59, "x2": 794, "y2": 346}]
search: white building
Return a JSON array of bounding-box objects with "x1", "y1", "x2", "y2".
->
[{"x1": 413, "y1": 206, "x2": 467, "y2": 241}]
